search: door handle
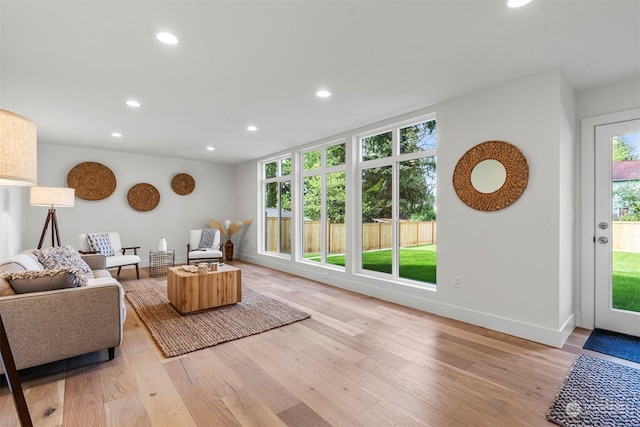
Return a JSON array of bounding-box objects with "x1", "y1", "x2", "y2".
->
[{"x1": 598, "y1": 236, "x2": 608, "y2": 244}]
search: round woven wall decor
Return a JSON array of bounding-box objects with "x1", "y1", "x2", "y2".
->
[
  {"x1": 67, "y1": 162, "x2": 117, "y2": 201},
  {"x1": 452, "y1": 140, "x2": 528, "y2": 212},
  {"x1": 171, "y1": 173, "x2": 195, "y2": 195},
  {"x1": 127, "y1": 183, "x2": 160, "y2": 212}
]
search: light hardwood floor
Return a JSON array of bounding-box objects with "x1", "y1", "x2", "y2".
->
[{"x1": 0, "y1": 261, "x2": 632, "y2": 426}]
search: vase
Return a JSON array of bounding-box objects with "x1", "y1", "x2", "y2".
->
[
  {"x1": 224, "y1": 240, "x2": 234, "y2": 262},
  {"x1": 159, "y1": 237, "x2": 167, "y2": 251}
]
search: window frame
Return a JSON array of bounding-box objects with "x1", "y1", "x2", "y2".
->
[
  {"x1": 299, "y1": 140, "x2": 347, "y2": 267},
  {"x1": 259, "y1": 155, "x2": 293, "y2": 257},
  {"x1": 356, "y1": 113, "x2": 437, "y2": 286}
]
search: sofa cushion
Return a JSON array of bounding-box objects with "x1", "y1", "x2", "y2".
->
[
  {"x1": 34, "y1": 246, "x2": 91, "y2": 273},
  {"x1": 83, "y1": 269, "x2": 116, "y2": 281},
  {"x1": 0, "y1": 263, "x2": 23, "y2": 296},
  {"x1": 188, "y1": 249, "x2": 223, "y2": 260},
  {"x1": 4, "y1": 268, "x2": 85, "y2": 294},
  {"x1": 86, "y1": 233, "x2": 115, "y2": 257},
  {"x1": 104, "y1": 254, "x2": 140, "y2": 269},
  {"x1": 0, "y1": 280, "x2": 16, "y2": 296},
  {"x1": 3, "y1": 253, "x2": 44, "y2": 271}
]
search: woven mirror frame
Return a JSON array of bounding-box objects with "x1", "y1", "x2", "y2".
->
[
  {"x1": 67, "y1": 162, "x2": 116, "y2": 201},
  {"x1": 127, "y1": 183, "x2": 160, "y2": 212},
  {"x1": 452, "y1": 140, "x2": 529, "y2": 212},
  {"x1": 171, "y1": 173, "x2": 195, "y2": 195}
]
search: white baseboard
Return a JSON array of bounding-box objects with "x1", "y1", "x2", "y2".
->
[{"x1": 238, "y1": 253, "x2": 575, "y2": 348}]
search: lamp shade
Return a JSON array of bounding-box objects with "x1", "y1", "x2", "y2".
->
[
  {"x1": 30, "y1": 186, "x2": 75, "y2": 207},
  {"x1": 0, "y1": 109, "x2": 37, "y2": 186}
]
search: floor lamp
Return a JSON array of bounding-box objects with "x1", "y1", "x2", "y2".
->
[
  {"x1": 0, "y1": 109, "x2": 37, "y2": 426},
  {"x1": 30, "y1": 186, "x2": 75, "y2": 249}
]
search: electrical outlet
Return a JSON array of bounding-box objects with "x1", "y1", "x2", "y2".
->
[
  {"x1": 323, "y1": 272, "x2": 330, "y2": 281},
  {"x1": 453, "y1": 276, "x2": 461, "y2": 289}
]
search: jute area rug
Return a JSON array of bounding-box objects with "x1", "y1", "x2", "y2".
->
[
  {"x1": 125, "y1": 286, "x2": 310, "y2": 358},
  {"x1": 547, "y1": 354, "x2": 640, "y2": 426}
]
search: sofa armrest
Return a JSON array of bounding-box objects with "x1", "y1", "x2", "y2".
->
[
  {"x1": 0, "y1": 283, "x2": 123, "y2": 372},
  {"x1": 81, "y1": 253, "x2": 107, "y2": 270}
]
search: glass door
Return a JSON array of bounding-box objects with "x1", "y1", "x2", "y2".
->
[{"x1": 595, "y1": 119, "x2": 640, "y2": 336}]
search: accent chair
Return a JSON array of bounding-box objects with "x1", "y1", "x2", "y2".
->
[
  {"x1": 78, "y1": 232, "x2": 141, "y2": 279},
  {"x1": 187, "y1": 229, "x2": 223, "y2": 265}
]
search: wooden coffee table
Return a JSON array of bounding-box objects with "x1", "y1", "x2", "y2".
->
[{"x1": 167, "y1": 265, "x2": 241, "y2": 314}]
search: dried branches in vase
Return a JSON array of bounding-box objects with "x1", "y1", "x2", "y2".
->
[{"x1": 209, "y1": 219, "x2": 252, "y2": 262}]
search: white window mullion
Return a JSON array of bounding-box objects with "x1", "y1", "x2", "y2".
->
[
  {"x1": 292, "y1": 151, "x2": 302, "y2": 261},
  {"x1": 320, "y1": 172, "x2": 327, "y2": 263},
  {"x1": 391, "y1": 128, "x2": 400, "y2": 279}
]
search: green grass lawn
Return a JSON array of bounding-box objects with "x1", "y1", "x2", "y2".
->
[
  {"x1": 308, "y1": 245, "x2": 437, "y2": 284},
  {"x1": 309, "y1": 248, "x2": 640, "y2": 312},
  {"x1": 613, "y1": 251, "x2": 640, "y2": 312}
]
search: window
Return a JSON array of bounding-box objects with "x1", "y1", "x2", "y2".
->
[
  {"x1": 257, "y1": 115, "x2": 435, "y2": 287},
  {"x1": 362, "y1": 131, "x2": 392, "y2": 161},
  {"x1": 301, "y1": 142, "x2": 346, "y2": 266},
  {"x1": 262, "y1": 156, "x2": 291, "y2": 255},
  {"x1": 358, "y1": 116, "x2": 437, "y2": 285}
]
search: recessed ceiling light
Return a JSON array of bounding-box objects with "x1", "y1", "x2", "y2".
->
[
  {"x1": 126, "y1": 100, "x2": 141, "y2": 108},
  {"x1": 156, "y1": 31, "x2": 178, "y2": 45},
  {"x1": 111, "y1": 132, "x2": 122, "y2": 138},
  {"x1": 206, "y1": 146, "x2": 215, "y2": 151},
  {"x1": 247, "y1": 125, "x2": 258, "y2": 132},
  {"x1": 316, "y1": 89, "x2": 332, "y2": 98},
  {"x1": 507, "y1": 0, "x2": 532, "y2": 8}
]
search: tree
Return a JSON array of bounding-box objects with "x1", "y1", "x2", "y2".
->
[
  {"x1": 269, "y1": 120, "x2": 437, "y2": 225},
  {"x1": 361, "y1": 120, "x2": 437, "y2": 222},
  {"x1": 303, "y1": 175, "x2": 321, "y2": 221},
  {"x1": 301, "y1": 148, "x2": 347, "y2": 223},
  {"x1": 613, "y1": 181, "x2": 640, "y2": 221},
  {"x1": 612, "y1": 136, "x2": 637, "y2": 162},
  {"x1": 400, "y1": 157, "x2": 436, "y2": 221},
  {"x1": 326, "y1": 172, "x2": 346, "y2": 223}
]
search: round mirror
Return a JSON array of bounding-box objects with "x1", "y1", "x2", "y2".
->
[
  {"x1": 470, "y1": 159, "x2": 506, "y2": 193},
  {"x1": 452, "y1": 140, "x2": 529, "y2": 211}
]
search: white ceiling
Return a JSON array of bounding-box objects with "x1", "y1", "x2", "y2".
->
[{"x1": 1, "y1": 0, "x2": 639, "y2": 165}]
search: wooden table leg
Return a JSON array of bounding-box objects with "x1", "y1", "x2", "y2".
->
[{"x1": 0, "y1": 314, "x2": 33, "y2": 427}]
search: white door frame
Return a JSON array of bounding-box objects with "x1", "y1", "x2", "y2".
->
[{"x1": 581, "y1": 108, "x2": 640, "y2": 329}]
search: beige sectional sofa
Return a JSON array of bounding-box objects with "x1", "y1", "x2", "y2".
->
[{"x1": 0, "y1": 248, "x2": 125, "y2": 373}]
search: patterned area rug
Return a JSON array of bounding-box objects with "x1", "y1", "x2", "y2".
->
[
  {"x1": 547, "y1": 354, "x2": 640, "y2": 426},
  {"x1": 584, "y1": 328, "x2": 640, "y2": 364},
  {"x1": 126, "y1": 287, "x2": 310, "y2": 357}
]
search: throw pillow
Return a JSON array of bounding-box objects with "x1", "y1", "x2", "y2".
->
[
  {"x1": 199, "y1": 228, "x2": 218, "y2": 249},
  {"x1": 0, "y1": 278, "x2": 16, "y2": 296},
  {"x1": 34, "y1": 245, "x2": 92, "y2": 273},
  {"x1": 86, "y1": 233, "x2": 115, "y2": 256},
  {"x1": 4, "y1": 267, "x2": 85, "y2": 293}
]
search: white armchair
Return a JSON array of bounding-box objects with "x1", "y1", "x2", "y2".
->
[
  {"x1": 187, "y1": 229, "x2": 223, "y2": 265},
  {"x1": 79, "y1": 232, "x2": 141, "y2": 279}
]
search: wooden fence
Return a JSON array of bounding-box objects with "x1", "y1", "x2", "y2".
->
[
  {"x1": 266, "y1": 218, "x2": 436, "y2": 253},
  {"x1": 265, "y1": 218, "x2": 292, "y2": 253},
  {"x1": 613, "y1": 221, "x2": 640, "y2": 252},
  {"x1": 267, "y1": 220, "x2": 640, "y2": 253}
]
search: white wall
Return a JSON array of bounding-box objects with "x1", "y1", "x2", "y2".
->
[
  {"x1": 23, "y1": 145, "x2": 236, "y2": 265},
  {"x1": 576, "y1": 78, "x2": 640, "y2": 120},
  {"x1": 559, "y1": 75, "x2": 576, "y2": 333},
  {"x1": 0, "y1": 187, "x2": 29, "y2": 259},
  {"x1": 234, "y1": 70, "x2": 576, "y2": 347}
]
